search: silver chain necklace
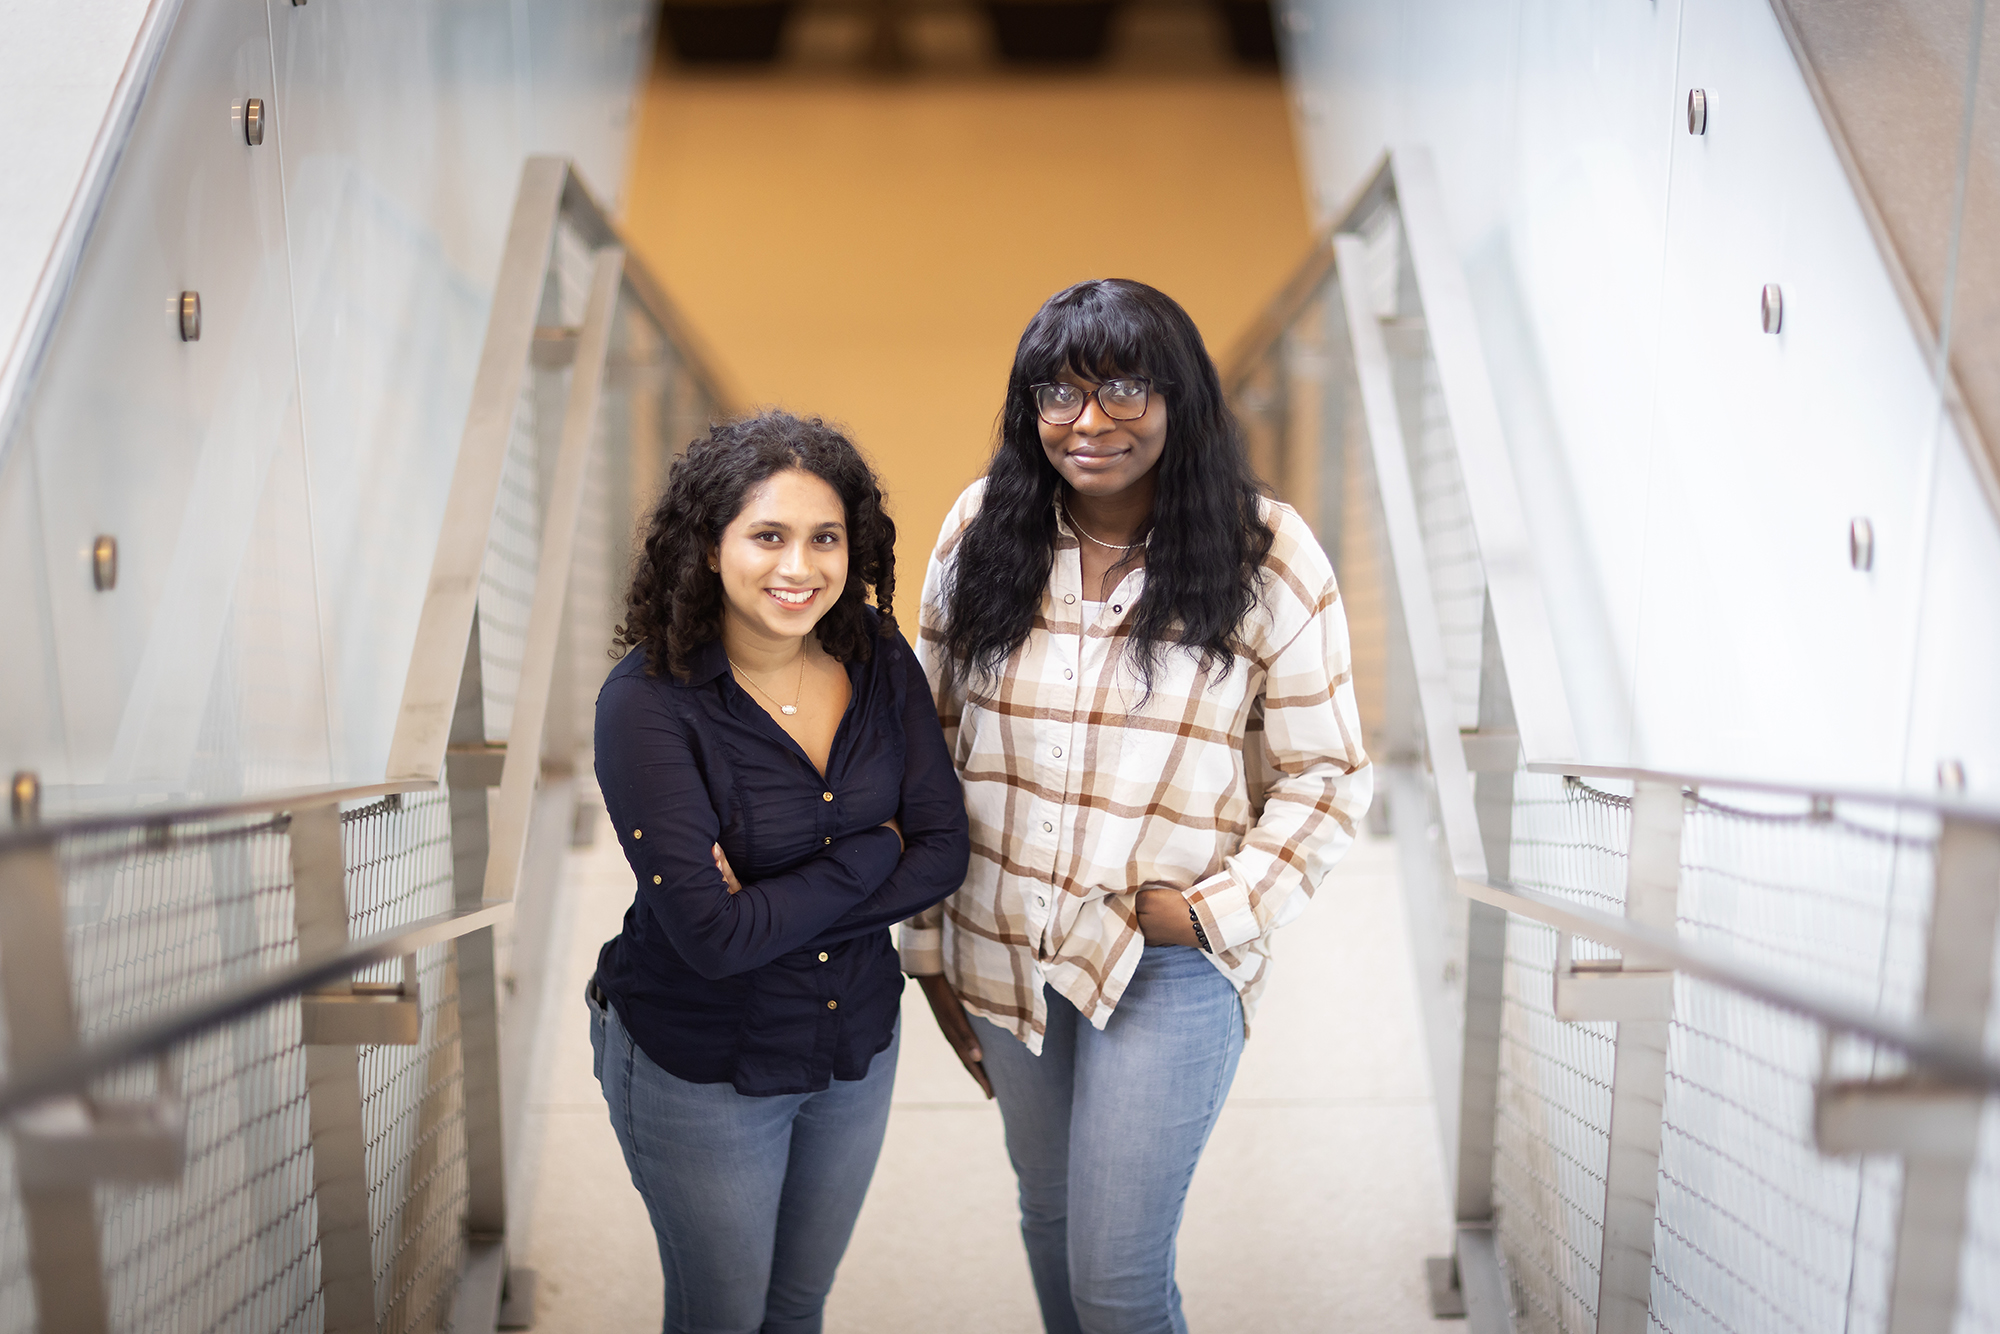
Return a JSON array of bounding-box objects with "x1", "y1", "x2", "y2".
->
[
  {"x1": 727, "y1": 651, "x2": 806, "y2": 716},
  {"x1": 1061, "y1": 498, "x2": 1147, "y2": 553}
]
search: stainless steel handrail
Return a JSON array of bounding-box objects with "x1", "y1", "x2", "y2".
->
[
  {"x1": 0, "y1": 895, "x2": 506, "y2": 1121},
  {"x1": 1455, "y1": 873, "x2": 1999, "y2": 1088},
  {"x1": 1232, "y1": 151, "x2": 2000, "y2": 1080},
  {"x1": 0, "y1": 146, "x2": 733, "y2": 1330},
  {"x1": 1529, "y1": 759, "x2": 2000, "y2": 824},
  {"x1": 0, "y1": 778, "x2": 432, "y2": 852},
  {"x1": 1225, "y1": 145, "x2": 2000, "y2": 1332}
]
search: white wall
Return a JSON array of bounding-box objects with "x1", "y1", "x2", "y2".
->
[
  {"x1": 1279, "y1": 0, "x2": 2000, "y2": 799},
  {"x1": 0, "y1": 0, "x2": 655, "y2": 810}
]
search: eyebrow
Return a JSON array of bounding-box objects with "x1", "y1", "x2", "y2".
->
[{"x1": 744, "y1": 519, "x2": 846, "y2": 533}]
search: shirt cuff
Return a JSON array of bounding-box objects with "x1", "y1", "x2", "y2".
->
[
  {"x1": 899, "y1": 922, "x2": 944, "y2": 975},
  {"x1": 1186, "y1": 869, "x2": 1260, "y2": 955}
]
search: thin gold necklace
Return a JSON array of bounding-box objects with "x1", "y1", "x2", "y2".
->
[
  {"x1": 1061, "y1": 498, "x2": 1147, "y2": 553},
  {"x1": 727, "y1": 650, "x2": 806, "y2": 716}
]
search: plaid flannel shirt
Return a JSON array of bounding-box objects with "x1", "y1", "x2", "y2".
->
[{"x1": 899, "y1": 481, "x2": 1373, "y2": 1052}]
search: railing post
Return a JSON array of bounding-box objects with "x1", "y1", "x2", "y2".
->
[
  {"x1": 0, "y1": 842, "x2": 110, "y2": 1334},
  {"x1": 1337, "y1": 229, "x2": 1507, "y2": 1328},
  {"x1": 1592, "y1": 781, "x2": 1682, "y2": 1333},
  {"x1": 1436, "y1": 595, "x2": 1516, "y2": 1322},
  {"x1": 291, "y1": 803, "x2": 380, "y2": 1334},
  {"x1": 449, "y1": 621, "x2": 509, "y2": 1250},
  {"x1": 1883, "y1": 816, "x2": 2000, "y2": 1334}
]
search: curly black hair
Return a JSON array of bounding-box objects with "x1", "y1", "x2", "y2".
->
[
  {"x1": 938, "y1": 279, "x2": 1273, "y2": 693},
  {"x1": 616, "y1": 411, "x2": 897, "y2": 679}
]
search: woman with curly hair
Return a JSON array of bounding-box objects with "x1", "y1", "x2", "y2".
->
[
  {"x1": 904, "y1": 280, "x2": 1373, "y2": 1334},
  {"x1": 589, "y1": 410, "x2": 969, "y2": 1334}
]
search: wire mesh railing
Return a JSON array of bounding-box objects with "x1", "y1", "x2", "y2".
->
[
  {"x1": 1497, "y1": 774, "x2": 1630, "y2": 1332},
  {"x1": 1226, "y1": 149, "x2": 2000, "y2": 1334}
]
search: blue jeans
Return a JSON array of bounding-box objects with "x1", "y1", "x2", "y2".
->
[
  {"x1": 973, "y1": 945, "x2": 1245, "y2": 1334},
  {"x1": 589, "y1": 988, "x2": 898, "y2": 1334}
]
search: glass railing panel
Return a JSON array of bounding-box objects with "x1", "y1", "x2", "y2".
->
[
  {"x1": 1640, "y1": 0, "x2": 1945, "y2": 791},
  {"x1": 7, "y1": 0, "x2": 332, "y2": 811},
  {"x1": 268, "y1": 0, "x2": 511, "y2": 785}
]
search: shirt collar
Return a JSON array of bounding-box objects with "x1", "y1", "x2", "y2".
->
[
  {"x1": 1050, "y1": 493, "x2": 1082, "y2": 551},
  {"x1": 675, "y1": 638, "x2": 731, "y2": 687}
]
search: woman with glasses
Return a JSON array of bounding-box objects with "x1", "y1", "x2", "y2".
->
[
  {"x1": 904, "y1": 280, "x2": 1372, "y2": 1334},
  {"x1": 590, "y1": 411, "x2": 970, "y2": 1334}
]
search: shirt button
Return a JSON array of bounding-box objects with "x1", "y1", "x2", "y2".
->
[
  {"x1": 1112, "y1": 604, "x2": 1122, "y2": 613},
  {"x1": 1064, "y1": 668, "x2": 1073, "y2": 680},
  {"x1": 1042, "y1": 821, "x2": 1053, "y2": 832},
  {"x1": 822, "y1": 792, "x2": 833, "y2": 802},
  {"x1": 1052, "y1": 747, "x2": 1062, "y2": 758},
  {"x1": 827, "y1": 1000, "x2": 839, "y2": 1010},
  {"x1": 1036, "y1": 896, "x2": 1046, "y2": 907},
  {"x1": 818, "y1": 952, "x2": 829, "y2": 962},
  {"x1": 1063, "y1": 594, "x2": 1075, "y2": 605}
]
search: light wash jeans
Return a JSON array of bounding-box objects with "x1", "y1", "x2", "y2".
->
[
  {"x1": 973, "y1": 944, "x2": 1245, "y2": 1334},
  {"x1": 588, "y1": 987, "x2": 898, "y2": 1334}
]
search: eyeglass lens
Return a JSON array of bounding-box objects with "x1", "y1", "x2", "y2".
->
[{"x1": 1034, "y1": 379, "x2": 1150, "y2": 425}]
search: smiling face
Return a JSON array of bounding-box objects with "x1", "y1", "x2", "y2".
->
[
  {"x1": 712, "y1": 467, "x2": 849, "y2": 650},
  {"x1": 1036, "y1": 368, "x2": 1169, "y2": 504}
]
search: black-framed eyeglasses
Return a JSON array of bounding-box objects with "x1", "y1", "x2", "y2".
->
[{"x1": 1030, "y1": 377, "x2": 1157, "y2": 426}]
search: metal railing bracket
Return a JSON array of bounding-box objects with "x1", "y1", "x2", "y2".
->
[
  {"x1": 1815, "y1": 1074, "x2": 1985, "y2": 1158},
  {"x1": 531, "y1": 325, "x2": 580, "y2": 369},
  {"x1": 1459, "y1": 730, "x2": 1521, "y2": 773},
  {"x1": 12, "y1": 1088, "x2": 186, "y2": 1187},
  {"x1": 446, "y1": 742, "x2": 508, "y2": 789},
  {"x1": 1553, "y1": 933, "x2": 1675, "y2": 1022},
  {"x1": 301, "y1": 959, "x2": 422, "y2": 1046}
]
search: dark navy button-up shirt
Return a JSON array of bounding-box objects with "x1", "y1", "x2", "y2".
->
[{"x1": 593, "y1": 619, "x2": 970, "y2": 1096}]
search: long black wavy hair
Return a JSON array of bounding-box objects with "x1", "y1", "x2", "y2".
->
[
  {"x1": 938, "y1": 279, "x2": 1272, "y2": 692},
  {"x1": 616, "y1": 411, "x2": 897, "y2": 680}
]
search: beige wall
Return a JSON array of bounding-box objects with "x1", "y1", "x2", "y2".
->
[{"x1": 620, "y1": 72, "x2": 1313, "y2": 611}]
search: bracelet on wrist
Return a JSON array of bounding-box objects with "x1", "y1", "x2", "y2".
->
[{"x1": 1187, "y1": 904, "x2": 1213, "y2": 953}]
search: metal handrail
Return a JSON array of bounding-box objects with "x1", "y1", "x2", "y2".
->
[
  {"x1": 0, "y1": 778, "x2": 432, "y2": 852},
  {"x1": 1228, "y1": 143, "x2": 2000, "y2": 1330},
  {"x1": 1457, "y1": 873, "x2": 2000, "y2": 1088},
  {"x1": 0, "y1": 895, "x2": 507, "y2": 1120},
  {"x1": 1528, "y1": 759, "x2": 2000, "y2": 825},
  {"x1": 554, "y1": 165, "x2": 737, "y2": 409},
  {"x1": 1292, "y1": 152, "x2": 2000, "y2": 1081},
  {"x1": 0, "y1": 146, "x2": 732, "y2": 1328}
]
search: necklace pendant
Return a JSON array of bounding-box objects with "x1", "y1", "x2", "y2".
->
[{"x1": 780, "y1": 704, "x2": 798, "y2": 715}]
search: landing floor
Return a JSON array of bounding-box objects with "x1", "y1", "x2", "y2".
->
[{"x1": 519, "y1": 825, "x2": 1451, "y2": 1332}]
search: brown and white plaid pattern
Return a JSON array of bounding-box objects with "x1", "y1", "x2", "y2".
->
[{"x1": 900, "y1": 481, "x2": 1373, "y2": 1052}]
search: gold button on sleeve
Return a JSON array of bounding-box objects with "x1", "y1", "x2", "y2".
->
[
  {"x1": 652, "y1": 874, "x2": 662, "y2": 885},
  {"x1": 818, "y1": 952, "x2": 829, "y2": 962},
  {"x1": 632, "y1": 829, "x2": 642, "y2": 839},
  {"x1": 826, "y1": 1000, "x2": 838, "y2": 1010}
]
